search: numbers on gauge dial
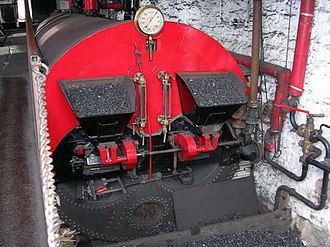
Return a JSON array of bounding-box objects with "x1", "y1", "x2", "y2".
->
[{"x1": 137, "y1": 8, "x2": 164, "y2": 35}]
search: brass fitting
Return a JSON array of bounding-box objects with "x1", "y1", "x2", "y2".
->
[
  {"x1": 133, "y1": 72, "x2": 146, "y2": 85},
  {"x1": 157, "y1": 115, "x2": 171, "y2": 143},
  {"x1": 297, "y1": 117, "x2": 315, "y2": 162},
  {"x1": 157, "y1": 70, "x2": 173, "y2": 81}
]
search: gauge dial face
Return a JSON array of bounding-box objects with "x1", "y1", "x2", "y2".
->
[{"x1": 135, "y1": 6, "x2": 165, "y2": 36}]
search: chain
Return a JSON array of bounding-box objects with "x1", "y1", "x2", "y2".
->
[{"x1": 30, "y1": 55, "x2": 61, "y2": 247}]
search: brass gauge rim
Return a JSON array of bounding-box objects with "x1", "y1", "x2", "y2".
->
[{"x1": 134, "y1": 5, "x2": 165, "y2": 36}]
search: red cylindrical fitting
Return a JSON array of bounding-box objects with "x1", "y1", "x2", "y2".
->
[
  {"x1": 68, "y1": 0, "x2": 72, "y2": 9},
  {"x1": 270, "y1": 71, "x2": 291, "y2": 134},
  {"x1": 85, "y1": 0, "x2": 98, "y2": 10},
  {"x1": 290, "y1": 0, "x2": 316, "y2": 97}
]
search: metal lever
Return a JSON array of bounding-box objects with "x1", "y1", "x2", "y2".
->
[
  {"x1": 278, "y1": 104, "x2": 324, "y2": 118},
  {"x1": 309, "y1": 113, "x2": 325, "y2": 118}
]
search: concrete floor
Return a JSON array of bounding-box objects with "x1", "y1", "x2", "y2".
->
[{"x1": 0, "y1": 31, "x2": 48, "y2": 246}]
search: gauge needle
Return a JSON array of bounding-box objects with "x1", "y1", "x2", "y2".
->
[{"x1": 145, "y1": 12, "x2": 158, "y2": 28}]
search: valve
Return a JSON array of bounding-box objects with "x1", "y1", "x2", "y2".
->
[
  {"x1": 146, "y1": 36, "x2": 157, "y2": 61},
  {"x1": 157, "y1": 116, "x2": 171, "y2": 143},
  {"x1": 279, "y1": 102, "x2": 325, "y2": 162},
  {"x1": 295, "y1": 113, "x2": 325, "y2": 162}
]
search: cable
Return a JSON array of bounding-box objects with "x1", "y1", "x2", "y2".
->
[
  {"x1": 272, "y1": 0, "x2": 293, "y2": 156},
  {"x1": 258, "y1": 0, "x2": 268, "y2": 145}
]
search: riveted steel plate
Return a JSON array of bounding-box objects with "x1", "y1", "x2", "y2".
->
[{"x1": 173, "y1": 176, "x2": 258, "y2": 231}]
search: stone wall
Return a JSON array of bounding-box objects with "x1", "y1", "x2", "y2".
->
[{"x1": 140, "y1": 0, "x2": 330, "y2": 246}]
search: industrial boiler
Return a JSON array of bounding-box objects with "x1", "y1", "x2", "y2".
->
[{"x1": 33, "y1": 4, "x2": 267, "y2": 242}]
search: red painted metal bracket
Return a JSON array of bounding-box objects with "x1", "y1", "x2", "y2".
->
[
  {"x1": 174, "y1": 133, "x2": 220, "y2": 161},
  {"x1": 98, "y1": 140, "x2": 137, "y2": 169}
]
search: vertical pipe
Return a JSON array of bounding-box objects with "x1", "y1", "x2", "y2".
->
[
  {"x1": 249, "y1": 0, "x2": 262, "y2": 108},
  {"x1": 84, "y1": 0, "x2": 98, "y2": 10},
  {"x1": 68, "y1": 0, "x2": 72, "y2": 10},
  {"x1": 270, "y1": 71, "x2": 291, "y2": 134},
  {"x1": 289, "y1": 0, "x2": 316, "y2": 97},
  {"x1": 84, "y1": 0, "x2": 98, "y2": 16}
]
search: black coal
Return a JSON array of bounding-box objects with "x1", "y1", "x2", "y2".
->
[
  {"x1": 197, "y1": 212, "x2": 246, "y2": 227},
  {"x1": 127, "y1": 229, "x2": 304, "y2": 247},
  {"x1": 64, "y1": 82, "x2": 133, "y2": 118},
  {"x1": 186, "y1": 74, "x2": 246, "y2": 107},
  {"x1": 157, "y1": 229, "x2": 304, "y2": 247}
]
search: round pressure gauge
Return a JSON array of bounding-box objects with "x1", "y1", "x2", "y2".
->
[{"x1": 134, "y1": 5, "x2": 165, "y2": 36}]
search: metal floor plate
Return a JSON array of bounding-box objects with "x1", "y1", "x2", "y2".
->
[{"x1": 173, "y1": 176, "x2": 259, "y2": 231}]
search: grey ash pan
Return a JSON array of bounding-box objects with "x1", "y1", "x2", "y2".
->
[
  {"x1": 179, "y1": 72, "x2": 247, "y2": 107},
  {"x1": 59, "y1": 76, "x2": 136, "y2": 118}
]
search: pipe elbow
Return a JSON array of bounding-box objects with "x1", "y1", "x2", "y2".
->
[
  {"x1": 306, "y1": 147, "x2": 322, "y2": 163},
  {"x1": 290, "y1": 111, "x2": 299, "y2": 130},
  {"x1": 309, "y1": 131, "x2": 330, "y2": 159},
  {"x1": 317, "y1": 136, "x2": 330, "y2": 159}
]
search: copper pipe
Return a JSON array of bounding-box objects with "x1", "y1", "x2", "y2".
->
[{"x1": 249, "y1": 0, "x2": 262, "y2": 108}]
